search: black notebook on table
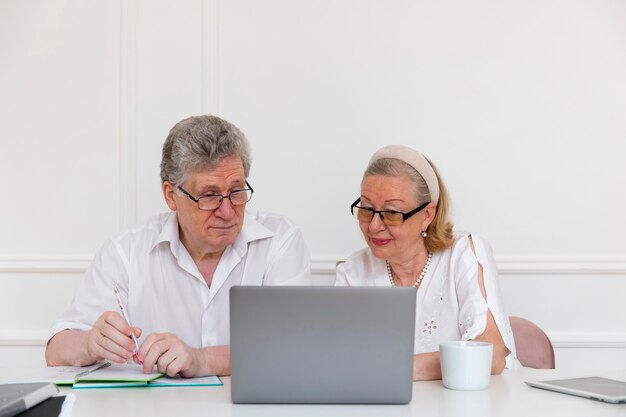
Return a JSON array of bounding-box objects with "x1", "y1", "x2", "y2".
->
[{"x1": 0, "y1": 383, "x2": 59, "y2": 417}]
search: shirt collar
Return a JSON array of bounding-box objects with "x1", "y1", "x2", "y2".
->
[
  {"x1": 152, "y1": 212, "x2": 182, "y2": 255},
  {"x1": 232, "y1": 209, "x2": 274, "y2": 257}
]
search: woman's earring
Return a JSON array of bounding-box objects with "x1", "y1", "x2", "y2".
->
[{"x1": 421, "y1": 231, "x2": 428, "y2": 238}]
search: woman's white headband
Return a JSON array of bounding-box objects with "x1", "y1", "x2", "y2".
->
[{"x1": 368, "y1": 145, "x2": 440, "y2": 205}]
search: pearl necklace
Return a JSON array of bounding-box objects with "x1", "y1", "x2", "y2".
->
[{"x1": 386, "y1": 252, "x2": 432, "y2": 288}]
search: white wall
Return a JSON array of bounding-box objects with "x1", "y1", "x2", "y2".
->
[{"x1": 1, "y1": 0, "x2": 625, "y2": 369}]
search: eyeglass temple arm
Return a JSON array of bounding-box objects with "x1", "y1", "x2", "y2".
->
[{"x1": 350, "y1": 197, "x2": 361, "y2": 213}]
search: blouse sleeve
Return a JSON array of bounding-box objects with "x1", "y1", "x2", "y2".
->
[
  {"x1": 334, "y1": 263, "x2": 350, "y2": 286},
  {"x1": 452, "y1": 234, "x2": 518, "y2": 368}
]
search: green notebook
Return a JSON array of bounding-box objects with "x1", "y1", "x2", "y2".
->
[
  {"x1": 72, "y1": 364, "x2": 223, "y2": 389},
  {"x1": 71, "y1": 363, "x2": 163, "y2": 388},
  {"x1": 148, "y1": 375, "x2": 223, "y2": 387}
]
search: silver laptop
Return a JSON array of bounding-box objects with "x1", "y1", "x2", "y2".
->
[
  {"x1": 526, "y1": 377, "x2": 626, "y2": 404},
  {"x1": 230, "y1": 286, "x2": 416, "y2": 404}
]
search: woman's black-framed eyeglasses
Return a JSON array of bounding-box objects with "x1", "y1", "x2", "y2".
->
[
  {"x1": 177, "y1": 181, "x2": 254, "y2": 211},
  {"x1": 350, "y1": 197, "x2": 430, "y2": 226}
]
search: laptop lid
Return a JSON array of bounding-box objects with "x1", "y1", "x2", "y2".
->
[
  {"x1": 230, "y1": 286, "x2": 416, "y2": 404},
  {"x1": 526, "y1": 377, "x2": 626, "y2": 404}
]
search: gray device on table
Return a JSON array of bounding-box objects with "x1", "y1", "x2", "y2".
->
[
  {"x1": 230, "y1": 286, "x2": 416, "y2": 404},
  {"x1": 526, "y1": 377, "x2": 626, "y2": 403}
]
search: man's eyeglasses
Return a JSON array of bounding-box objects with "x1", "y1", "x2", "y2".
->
[
  {"x1": 177, "y1": 181, "x2": 254, "y2": 211},
  {"x1": 350, "y1": 198, "x2": 430, "y2": 226}
]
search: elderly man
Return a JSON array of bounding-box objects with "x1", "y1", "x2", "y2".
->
[{"x1": 45, "y1": 115, "x2": 311, "y2": 377}]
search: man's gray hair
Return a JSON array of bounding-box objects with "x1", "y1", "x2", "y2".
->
[{"x1": 160, "y1": 115, "x2": 252, "y2": 186}]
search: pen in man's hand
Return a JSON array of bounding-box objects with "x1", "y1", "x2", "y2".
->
[{"x1": 113, "y1": 284, "x2": 143, "y2": 364}]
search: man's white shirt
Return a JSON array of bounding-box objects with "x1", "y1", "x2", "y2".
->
[{"x1": 49, "y1": 210, "x2": 311, "y2": 347}]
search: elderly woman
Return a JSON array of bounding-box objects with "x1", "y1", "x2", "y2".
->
[{"x1": 335, "y1": 145, "x2": 517, "y2": 381}]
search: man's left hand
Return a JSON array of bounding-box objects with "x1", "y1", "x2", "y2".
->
[{"x1": 136, "y1": 332, "x2": 201, "y2": 377}]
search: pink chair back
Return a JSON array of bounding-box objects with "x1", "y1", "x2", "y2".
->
[{"x1": 509, "y1": 316, "x2": 555, "y2": 369}]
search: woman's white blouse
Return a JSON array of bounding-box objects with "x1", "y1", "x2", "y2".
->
[{"x1": 335, "y1": 232, "x2": 519, "y2": 369}]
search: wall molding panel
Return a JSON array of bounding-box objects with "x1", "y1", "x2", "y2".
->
[
  {"x1": 201, "y1": 0, "x2": 220, "y2": 115},
  {"x1": 313, "y1": 258, "x2": 626, "y2": 277},
  {"x1": 550, "y1": 332, "x2": 626, "y2": 349},
  {"x1": 0, "y1": 257, "x2": 91, "y2": 274},
  {"x1": 0, "y1": 331, "x2": 49, "y2": 347},
  {"x1": 1, "y1": 256, "x2": 625, "y2": 276},
  {"x1": 2, "y1": 330, "x2": 625, "y2": 349},
  {"x1": 118, "y1": 0, "x2": 139, "y2": 230}
]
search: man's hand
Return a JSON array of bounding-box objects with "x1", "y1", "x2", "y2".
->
[
  {"x1": 137, "y1": 333, "x2": 201, "y2": 377},
  {"x1": 87, "y1": 311, "x2": 142, "y2": 364}
]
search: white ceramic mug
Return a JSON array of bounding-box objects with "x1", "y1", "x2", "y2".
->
[{"x1": 439, "y1": 341, "x2": 493, "y2": 391}]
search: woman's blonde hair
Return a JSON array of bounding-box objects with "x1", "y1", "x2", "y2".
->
[{"x1": 363, "y1": 157, "x2": 454, "y2": 252}]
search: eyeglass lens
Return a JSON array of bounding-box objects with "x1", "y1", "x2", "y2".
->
[
  {"x1": 198, "y1": 190, "x2": 252, "y2": 210},
  {"x1": 353, "y1": 207, "x2": 403, "y2": 225}
]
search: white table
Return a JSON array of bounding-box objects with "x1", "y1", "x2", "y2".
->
[{"x1": 4, "y1": 367, "x2": 626, "y2": 416}]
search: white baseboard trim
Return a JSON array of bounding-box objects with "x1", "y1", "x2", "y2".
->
[
  {"x1": 0, "y1": 257, "x2": 91, "y2": 273},
  {"x1": 1, "y1": 256, "x2": 625, "y2": 275},
  {"x1": 548, "y1": 332, "x2": 626, "y2": 349},
  {"x1": 314, "y1": 258, "x2": 626, "y2": 276},
  {"x1": 495, "y1": 258, "x2": 626, "y2": 276},
  {"x1": 0, "y1": 330, "x2": 49, "y2": 347},
  {"x1": 1, "y1": 330, "x2": 625, "y2": 349}
]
